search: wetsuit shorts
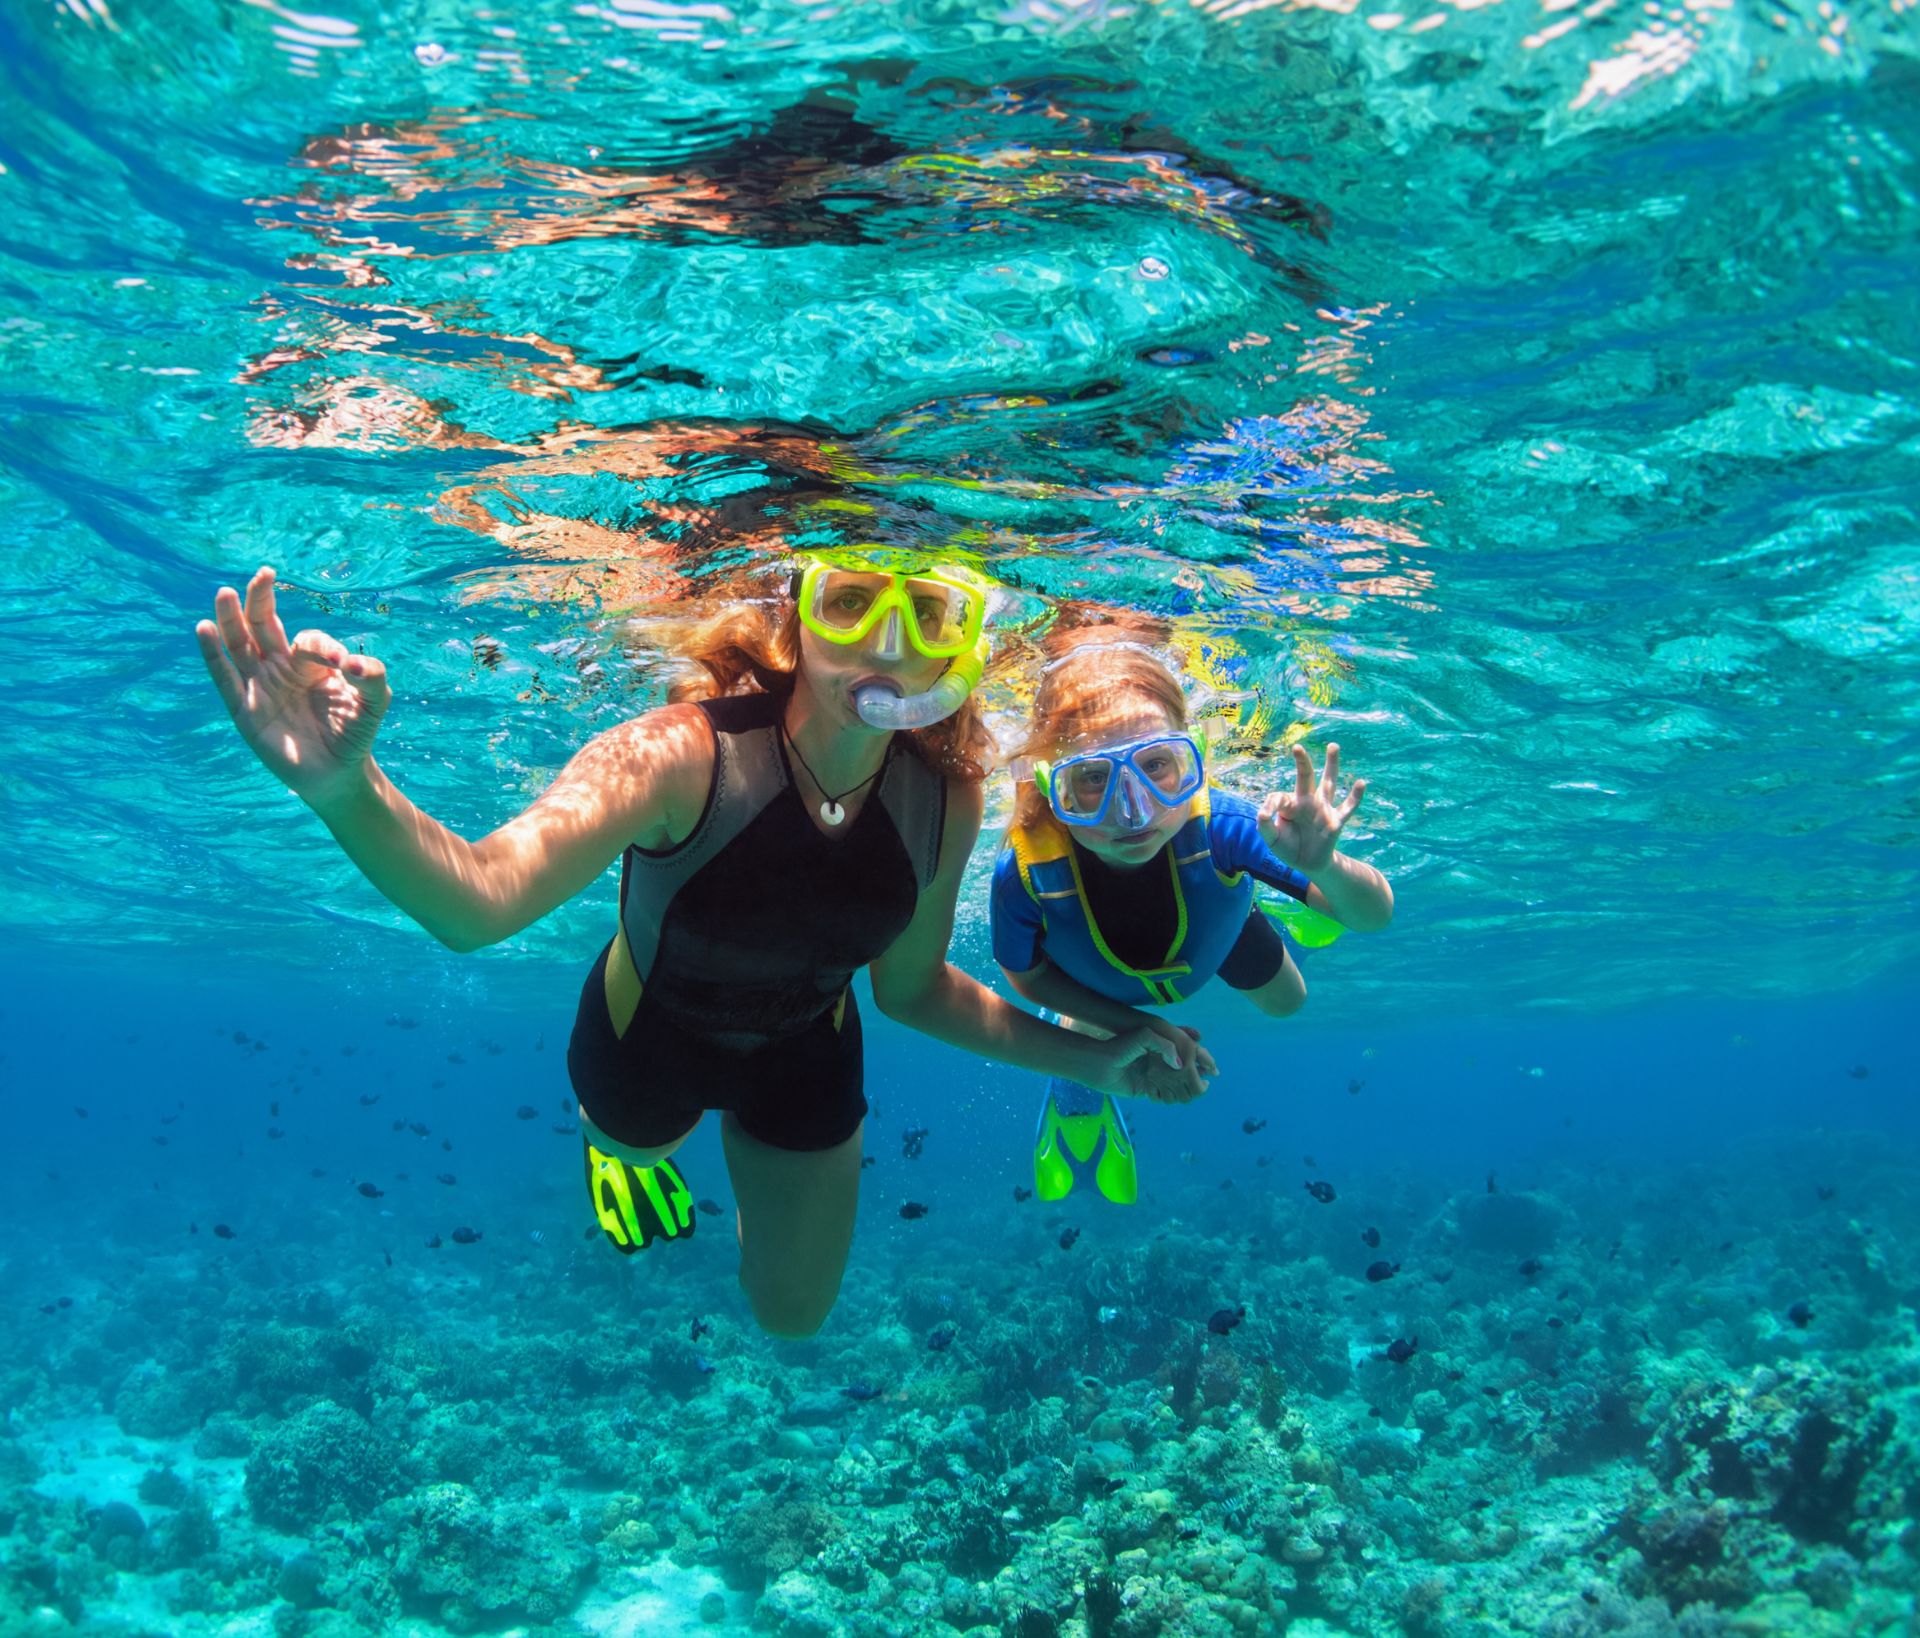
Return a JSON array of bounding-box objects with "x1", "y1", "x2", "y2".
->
[{"x1": 567, "y1": 936, "x2": 867, "y2": 1153}]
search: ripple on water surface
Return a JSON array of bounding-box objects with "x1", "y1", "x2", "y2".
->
[{"x1": 0, "y1": 0, "x2": 1916, "y2": 1019}]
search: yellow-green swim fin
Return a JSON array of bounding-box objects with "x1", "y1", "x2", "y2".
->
[
  {"x1": 1033, "y1": 1081, "x2": 1138, "y2": 1205},
  {"x1": 585, "y1": 1140, "x2": 696, "y2": 1253}
]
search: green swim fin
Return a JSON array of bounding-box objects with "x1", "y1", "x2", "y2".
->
[
  {"x1": 1032, "y1": 1084, "x2": 1138, "y2": 1205},
  {"x1": 585, "y1": 1140, "x2": 696, "y2": 1253}
]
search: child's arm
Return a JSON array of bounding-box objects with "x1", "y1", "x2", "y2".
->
[{"x1": 1257, "y1": 742, "x2": 1393, "y2": 933}]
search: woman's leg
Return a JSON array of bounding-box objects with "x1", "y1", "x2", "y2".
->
[
  {"x1": 721, "y1": 1113, "x2": 864, "y2": 1339},
  {"x1": 580, "y1": 1108, "x2": 701, "y2": 1167}
]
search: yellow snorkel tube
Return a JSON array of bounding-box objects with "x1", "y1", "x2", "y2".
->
[
  {"x1": 854, "y1": 635, "x2": 990, "y2": 730},
  {"x1": 794, "y1": 549, "x2": 997, "y2": 730}
]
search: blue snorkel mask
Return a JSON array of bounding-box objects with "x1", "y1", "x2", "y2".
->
[{"x1": 1030, "y1": 733, "x2": 1206, "y2": 829}]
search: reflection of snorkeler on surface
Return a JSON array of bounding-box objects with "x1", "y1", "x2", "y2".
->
[
  {"x1": 993, "y1": 621, "x2": 1393, "y2": 1205},
  {"x1": 271, "y1": 72, "x2": 1328, "y2": 287},
  {"x1": 196, "y1": 553, "x2": 1207, "y2": 1337}
]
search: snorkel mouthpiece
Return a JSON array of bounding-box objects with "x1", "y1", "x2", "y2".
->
[{"x1": 854, "y1": 638, "x2": 989, "y2": 730}]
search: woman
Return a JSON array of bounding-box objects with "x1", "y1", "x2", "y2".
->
[
  {"x1": 993, "y1": 635, "x2": 1393, "y2": 1204},
  {"x1": 196, "y1": 556, "x2": 1203, "y2": 1338}
]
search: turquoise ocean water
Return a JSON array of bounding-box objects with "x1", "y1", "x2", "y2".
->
[{"x1": 1, "y1": 0, "x2": 1918, "y2": 1634}]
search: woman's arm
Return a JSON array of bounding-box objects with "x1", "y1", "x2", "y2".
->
[
  {"x1": 868, "y1": 781, "x2": 1208, "y2": 1102},
  {"x1": 1003, "y1": 957, "x2": 1219, "y2": 1078},
  {"x1": 198, "y1": 566, "x2": 711, "y2": 951}
]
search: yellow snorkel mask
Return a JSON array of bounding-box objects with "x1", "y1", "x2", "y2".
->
[{"x1": 793, "y1": 550, "x2": 996, "y2": 730}]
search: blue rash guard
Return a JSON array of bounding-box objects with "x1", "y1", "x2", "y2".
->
[{"x1": 991, "y1": 785, "x2": 1313, "y2": 1007}]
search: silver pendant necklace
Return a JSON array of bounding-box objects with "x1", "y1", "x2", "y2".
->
[{"x1": 782, "y1": 725, "x2": 881, "y2": 827}]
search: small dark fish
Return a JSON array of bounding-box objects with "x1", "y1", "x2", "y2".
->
[
  {"x1": 57, "y1": 1296, "x2": 70, "y2": 1309},
  {"x1": 153, "y1": 1136, "x2": 168, "y2": 1146},
  {"x1": 1242, "y1": 1117, "x2": 1267, "y2": 1135},
  {"x1": 441, "y1": 1139, "x2": 453, "y2": 1151},
  {"x1": 928, "y1": 1322, "x2": 957, "y2": 1352},
  {"x1": 436, "y1": 1173, "x2": 456, "y2": 1186},
  {"x1": 310, "y1": 1168, "x2": 325, "y2": 1178},
  {"x1": 1518, "y1": 1258, "x2": 1544, "y2": 1277},
  {"x1": 1361, "y1": 1227, "x2": 1381, "y2": 1248},
  {"x1": 409, "y1": 1122, "x2": 430, "y2": 1137},
  {"x1": 340, "y1": 1045, "x2": 357, "y2": 1056},
  {"x1": 1368, "y1": 1405, "x2": 1383, "y2": 1418},
  {"x1": 267, "y1": 1128, "x2": 285, "y2": 1140},
  {"x1": 1256, "y1": 1155, "x2": 1272, "y2": 1168},
  {"x1": 39, "y1": 1304, "x2": 53, "y2": 1314},
  {"x1": 691, "y1": 1356, "x2": 717, "y2": 1376},
  {"x1": 269, "y1": 1101, "x2": 279, "y2": 1117},
  {"x1": 899, "y1": 1201, "x2": 929, "y2": 1220},
  {"x1": 1816, "y1": 1185, "x2": 1836, "y2": 1201},
  {"x1": 1486, "y1": 1171, "x2": 1499, "y2": 1194},
  {"x1": 1386, "y1": 1336, "x2": 1419, "y2": 1364},
  {"x1": 1207, "y1": 1305, "x2": 1247, "y2": 1335},
  {"x1": 1445, "y1": 1369, "x2": 1464, "y2": 1382},
  {"x1": 383, "y1": 1250, "x2": 392, "y2": 1268},
  {"x1": 1304, "y1": 1180, "x2": 1336, "y2": 1204},
  {"x1": 213, "y1": 1224, "x2": 235, "y2": 1240},
  {"x1": 426, "y1": 1235, "x2": 442, "y2": 1249},
  {"x1": 1547, "y1": 1316, "x2": 1564, "y2": 1329},
  {"x1": 1847, "y1": 1065, "x2": 1869, "y2": 1079},
  {"x1": 391, "y1": 1119, "x2": 406, "y2": 1132},
  {"x1": 841, "y1": 1382, "x2": 881, "y2": 1401},
  {"x1": 691, "y1": 1317, "x2": 712, "y2": 1341},
  {"x1": 1013, "y1": 1186, "x2": 1033, "y2": 1202},
  {"x1": 1058, "y1": 1227, "x2": 1081, "y2": 1250},
  {"x1": 860, "y1": 1156, "x2": 876, "y2": 1169},
  {"x1": 1347, "y1": 1079, "x2": 1365, "y2": 1095},
  {"x1": 448, "y1": 1053, "x2": 466, "y2": 1065},
  {"x1": 696, "y1": 1198, "x2": 723, "y2": 1217},
  {"x1": 357, "y1": 1182, "x2": 384, "y2": 1199},
  {"x1": 1142, "y1": 347, "x2": 1209, "y2": 367},
  {"x1": 232, "y1": 1032, "x2": 248, "y2": 1045},
  {"x1": 1365, "y1": 1261, "x2": 1400, "y2": 1284},
  {"x1": 1787, "y1": 1300, "x2": 1813, "y2": 1329},
  {"x1": 901, "y1": 1125, "x2": 929, "y2": 1161},
  {"x1": 450, "y1": 1227, "x2": 482, "y2": 1244},
  {"x1": 189, "y1": 1221, "x2": 197, "y2": 1234},
  {"x1": 553, "y1": 1123, "x2": 578, "y2": 1135},
  {"x1": 73, "y1": 1107, "x2": 87, "y2": 1119},
  {"x1": 1219, "y1": 1178, "x2": 1234, "y2": 1191},
  {"x1": 358, "y1": 1094, "x2": 380, "y2": 1106},
  {"x1": 1469, "y1": 1496, "x2": 1492, "y2": 1510},
  {"x1": 514, "y1": 1105, "x2": 538, "y2": 1121}
]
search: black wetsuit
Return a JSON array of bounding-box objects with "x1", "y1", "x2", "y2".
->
[{"x1": 567, "y1": 691, "x2": 945, "y2": 1152}]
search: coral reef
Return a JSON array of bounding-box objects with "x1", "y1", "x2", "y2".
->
[{"x1": 2, "y1": 1133, "x2": 1917, "y2": 1637}]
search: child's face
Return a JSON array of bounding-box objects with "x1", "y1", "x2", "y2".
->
[{"x1": 1058, "y1": 700, "x2": 1194, "y2": 870}]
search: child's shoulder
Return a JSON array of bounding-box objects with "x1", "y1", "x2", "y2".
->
[{"x1": 1204, "y1": 784, "x2": 1259, "y2": 822}]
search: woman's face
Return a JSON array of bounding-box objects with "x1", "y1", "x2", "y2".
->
[
  {"x1": 794, "y1": 615, "x2": 949, "y2": 735},
  {"x1": 1053, "y1": 698, "x2": 1193, "y2": 869}
]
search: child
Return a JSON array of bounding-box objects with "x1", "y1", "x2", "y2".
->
[{"x1": 991, "y1": 635, "x2": 1394, "y2": 1202}]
